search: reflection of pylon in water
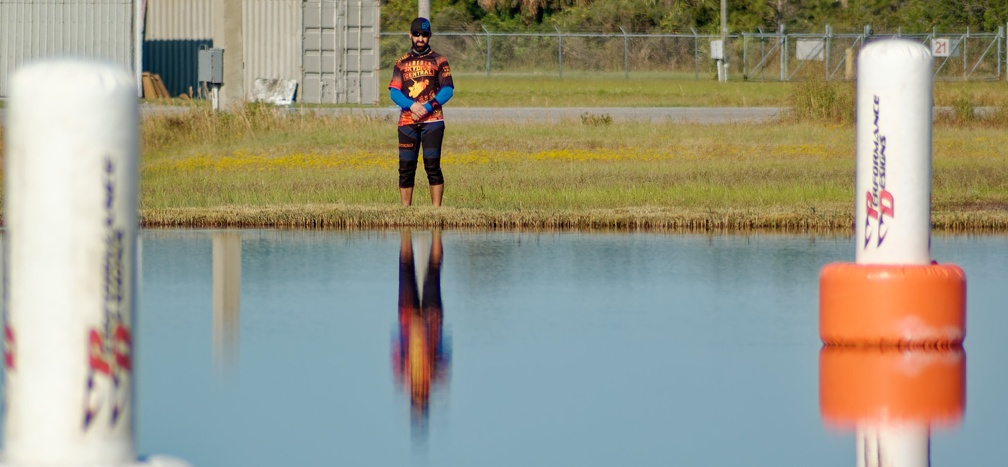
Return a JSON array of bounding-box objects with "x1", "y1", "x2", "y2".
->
[{"x1": 819, "y1": 347, "x2": 964, "y2": 466}]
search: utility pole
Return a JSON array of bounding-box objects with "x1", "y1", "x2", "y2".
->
[
  {"x1": 419, "y1": 0, "x2": 429, "y2": 19},
  {"x1": 719, "y1": 0, "x2": 728, "y2": 81},
  {"x1": 777, "y1": 0, "x2": 783, "y2": 34},
  {"x1": 721, "y1": 0, "x2": 727, "y2": 39}
]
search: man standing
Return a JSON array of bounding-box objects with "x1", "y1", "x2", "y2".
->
[{"x1": 388, "y1": 17, "x2": 455, "y2": 207}]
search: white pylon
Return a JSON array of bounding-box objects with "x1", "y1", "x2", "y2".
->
[{"x1": 2, "y1": 58, "x2": 189, "y2": 467}]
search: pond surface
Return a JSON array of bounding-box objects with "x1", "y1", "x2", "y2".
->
[{"x1": 58, "y1": 230, "x2": 1008, "y2": 465}]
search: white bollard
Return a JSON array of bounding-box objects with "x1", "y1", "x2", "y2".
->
[
  {"x1": 855, "y1": 39, "x2": 934, "y2": 265},
  {"x1": 2, "y1": 59, "x2": 188, "y2": 466}
]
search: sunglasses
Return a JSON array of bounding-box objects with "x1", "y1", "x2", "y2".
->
[{"x1": 411, "y1": 31, "x2": 431, "y2": 38}]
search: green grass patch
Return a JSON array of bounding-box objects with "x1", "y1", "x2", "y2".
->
[
  {"x1": 3, "y1": 78, "x2": 1008, "y2": 233},
  {"x1": 125, "y1": 102, "x2": 1008, "y2": 232},
  {"x1": 380, "y1": 71, "x2": 794, "y2": 108},
  {"x1": 374, "y1": 72, "x2": 1008, "y2": 112}
]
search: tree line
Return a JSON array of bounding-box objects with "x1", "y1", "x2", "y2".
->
[{"x1": 381, "y1": 0, "x2": 1008, "y2": 34}]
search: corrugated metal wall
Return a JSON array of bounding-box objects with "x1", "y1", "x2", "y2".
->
[
  {"x1": 0, "y1": 0, "x2": 135, "y2": 97},
  {"x1": 0, "y1": 0, "x2": 379, "y2": 102},
  {"x1": 144, "y1": 0, "x2": 213, "y2": 38},
  {"x1": 243, "y1": 0, "x2": 302, "y2": 97},
  {"x1": 159, "y1": 0, "x2": 379, "y2": 104},
  {"x1": 143, "y1": 0, "x2": 212, "y2": 97},
  {"x1": 143, "y1": 0, "x2": 305, "y2": 101}
]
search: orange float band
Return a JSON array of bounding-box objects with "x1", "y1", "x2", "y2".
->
[
  {"x1": 819, "y1": 346, "x2": 964, "y2": 429},
  {"x1": 819, "y1": 262, "x2": 966, "y2": 347}
]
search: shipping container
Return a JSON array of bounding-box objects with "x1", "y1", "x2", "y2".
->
[
  {"x1": 1, "y1": 0, "x2": 379, "y2": 103},
  {"x1": 0, "y1": 0, "x2": 136, "y2": 97},
  {"x1": 143, "y1": 0, "x2": 378, "y2": 103}
]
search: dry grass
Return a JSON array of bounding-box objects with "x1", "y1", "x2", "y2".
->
[
  {"x1": 3, "y1": 79, "x2": 1007, "y2": 233},
  {"x1": 142, "y1": 204, "x2": 856, "y2": 232},
  {"x1": 129, "y1": 103, "x2": 1008, "y2": 233}
]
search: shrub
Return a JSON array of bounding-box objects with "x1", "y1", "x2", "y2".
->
[{"x1": 786, "y1": 77, "x2": 855, "y2": 125}]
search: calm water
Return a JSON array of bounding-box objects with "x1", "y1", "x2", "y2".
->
[{"x1": 66, "y1": 231, "x2": 1008, "y2": 465}]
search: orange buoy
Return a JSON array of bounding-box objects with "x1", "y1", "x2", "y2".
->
[{"x1": 819, "y1": 262, "x2": 965, "y2": 347}]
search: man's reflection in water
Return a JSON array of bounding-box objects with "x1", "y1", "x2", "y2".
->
[{"x1": 393, "y1": 230, "x2": 450, "y2": 439}]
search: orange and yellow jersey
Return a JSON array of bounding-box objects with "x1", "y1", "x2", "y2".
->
[{"x1": 389, "y1": 49, "x2": 453, "y2": 126}]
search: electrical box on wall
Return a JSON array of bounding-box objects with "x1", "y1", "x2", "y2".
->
[{"x1": 198, "y1": 48, "x2": 224, "y2": 84}]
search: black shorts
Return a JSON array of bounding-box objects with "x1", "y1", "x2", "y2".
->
[{"x1": 398, "y1": 121, "x2": 446, "y2": 188}]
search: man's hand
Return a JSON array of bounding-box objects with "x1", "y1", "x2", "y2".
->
[{"x1": 410, "y1": 102, "x2": 428, "y2": 121}]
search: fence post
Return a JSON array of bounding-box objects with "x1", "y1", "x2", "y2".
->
[
  {"x1": 620, "y1": 27, "x2": 629, "y2": 80},
  {"x1": 724, "y1": 35, "x2": 730, "y2": 81},
  {"x1": 554, "y1": 25, "x2": 563, "y2": 79},
  {"x1": 691, "y1": 27, "x2": 699, "y2": 80},
  {"x1": 780, "y1": 25, "x2": 787, "y2": 81},
  {"x1": 932, "y1": 26, "x2": 936, "y2": 48},
  {"x1": 825, "y1": 24, "x2": 831, "y2": 80},
  {"x1": 743, "y1": 32, "x2": 748, "y2": 79},
  {"x1": 483, "y1": 25, "x2": 491, "y2": 77},
  {"x1": 932, "y1": 25, "x2": 937, "y2": 79},
  {"x1": 760, "y1": 28, "x2": 766, "y2": 80},
  {"x1": 964, "y1": 27, "x2": 969, "y2": 80},
  {"x1": 999, "y1": 25, "x2": 1004, "y2": 80}
]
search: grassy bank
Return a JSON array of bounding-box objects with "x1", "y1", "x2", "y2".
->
[
  {"x1": 3, "y1": 77, "x2": 1007, "y2": 233},
  {"x1": 135, "y1": 99, "x2": 1008, "y2": 233}
]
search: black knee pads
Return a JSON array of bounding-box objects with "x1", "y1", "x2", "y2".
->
[
  {"x1": 424, "y1": 158, "x2": 444, "y2": 186},
  {"x1": 399, "y1": 159, "x2": 418, "y2": 188}
]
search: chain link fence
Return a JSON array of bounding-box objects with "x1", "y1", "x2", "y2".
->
[{"x1": 381, "y1": 25, "x2": 1008, "y2": 81}]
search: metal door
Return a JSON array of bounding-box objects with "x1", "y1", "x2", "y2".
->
[{"x1": 301, "y1": 0, "x2": 379, "y2": 104}]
